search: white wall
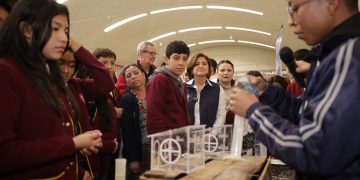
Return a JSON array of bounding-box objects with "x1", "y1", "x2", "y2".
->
[{"x1": 190, "y1": 45, "x2": 285, "y2": 75}]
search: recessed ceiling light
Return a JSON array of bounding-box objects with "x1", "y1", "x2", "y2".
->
[
  {"x1": 104, "y1": 13, "x2": 148, "y2": 32},
  {"x1": 56, "y1": 0, "x2": 68, "y2": 4},
  {"x1": 179, "y1": 26, "x2": 222, "y2": 33},
  {"x1": 198, "y1": 40, "x2": 236, "y2": 44},
  {"x1": 148, "y1": 32, "x2": 177, "y2": 42},
  {"x1": 150, "y1": 6, "x2": 203, "y2": 14},
  {"x1": 225, "y1": 27, "x2": 271, "y2": 36},
  {"x1": 207, "y1": 5, "x2": 263, "y2": 15},
  {"x1": 188, "y1": 43, "x2": 197, "y2": 47},
  {"x1": 238, "y1": 40, "x2": 275, "y2": 49}
]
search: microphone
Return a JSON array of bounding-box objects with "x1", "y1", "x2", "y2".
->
[{"x1": 280, "y1": 47, "x2": 306, "y2": 88}]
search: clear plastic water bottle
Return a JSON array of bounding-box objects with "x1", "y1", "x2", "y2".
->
[{"x1": 238, "y1": 77, "x2": 260, "y2": 96}]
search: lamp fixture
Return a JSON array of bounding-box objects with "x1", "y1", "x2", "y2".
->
[
  {"x1": 150, "y1": 6, "x2": 203, "y2": 14},
  {"x1": 104, "y1": 13, "x2": 148, "y2": 32},
  {"x1": 104, "y1": 5, "x2": 264, "y2": 32},
  {"x1": 225, "y1": 27, "x2": 271, "y2": 36},
  {"x1": 198, "y1": 40, "x2": 236, "y2": 44},
  {"x1": 56, "y1": 0, "x2": 68, "y2": 3},
  {"x1": 179, "y1": 26, "x2": 222, "y2": 33},
  {"x1": 206, "y1": 5, "x2": 263, "y2": 15},
  {"x1": 238, "y1": 40, "x2": 275, "y2": 49},
  {"x1": 148, "y1": 32, "x2": 177, "y2": 42}
]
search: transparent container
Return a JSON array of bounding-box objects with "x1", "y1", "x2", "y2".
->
[
  {"x1": 148, "y1": 125, "x2": 205, "y2": 174},
  {"x1": 203, "y1": 125, "x2": 233, "y2": 160}
]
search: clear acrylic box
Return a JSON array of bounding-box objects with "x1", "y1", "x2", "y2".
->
[
  {"x1": 203, "y1": 125, "x2": 233, "y2": 160},
  {"x1": 148, "y1": 125, "x2": 205, "y2": 174}
]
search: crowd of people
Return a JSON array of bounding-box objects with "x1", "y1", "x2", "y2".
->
[{"x1": 0, "y1": 0, "x2": 359, "y2": 179}]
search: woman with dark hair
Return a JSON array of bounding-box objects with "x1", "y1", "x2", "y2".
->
[
  {"x1": 268, "y1": 75, "x2": 288, "y2": 90},
  {"x1": 60, "y1": 39, "x2": 118, "y2": 179},
  {"x1": 217, "y1": 60, "x2": 236, "y2": 124},
  {"x1": 0, "y1": 0, "x2": 103, "y2": 179},
  {"x1": 119, "y1": 64, "x2": 149, "y2": 180},
  {"x1": 186, "y1": 53, "x2": 226, "y2": 128}
]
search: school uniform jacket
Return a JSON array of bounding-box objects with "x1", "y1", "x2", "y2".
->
[{"x1": 245, "y1": 13, "x2": 360, "y2": 179}]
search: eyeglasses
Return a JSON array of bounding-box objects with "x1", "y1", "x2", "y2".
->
[
  {"x1": 143, "y1": 50, "x2": 157, "y2": 56},
  {"x1": 288, "y1": 0, "x2": 317, "y2": 20}
]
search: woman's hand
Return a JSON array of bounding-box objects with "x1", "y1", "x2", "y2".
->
[
  {"x1": 68, "y1": 36, "x2": 82, "y2": 52},
  {"x1": 113, "y1": 138, "x2": 119, "y2": 153},
  {"x1": 115, "y1": 107, "x2": 123, "y2": 118},
  {"x1": 295, "y1": 60, "x2": 311, "y2": 75},
  {"x1": 82, "y1": 170, "x2": 93, "y2": 180},
  {"x1": 73, "y1": 130, "x2": 102, "y2": 155}
]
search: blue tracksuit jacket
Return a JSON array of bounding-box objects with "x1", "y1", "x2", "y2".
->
[{"x1": 245, "y1": 13, "x2": 360, "y2": 179}]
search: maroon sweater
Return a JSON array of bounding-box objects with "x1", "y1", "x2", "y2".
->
[
  {"x1": 146, "y1": 71, "x2": 189, "y2": 134},
  {"x1": 90, "y1": 92, "x2": 119, "y2": 177},
  {"x1": 0, "y1": 59, "x2": 77, "y2": 179},
  {"x1": 67, "y1": 47, "x2": 116, "y2": 177}
]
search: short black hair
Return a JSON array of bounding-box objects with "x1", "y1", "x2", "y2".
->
[
  {"x1": 344, "y1": 0, "x2": 358, "y2": 11},
  {"x1": 165, "y1": 40, "x2": 190, "y2": 58},
  {"x1": 208, "y1": 58, "x2": 217, "y2": 74},
  {"x1": 268, "y1": 75, "x2": 288, "y2": 90},
  {"x1": 93, "y1": 48, "x2": 116, "y2": 59},
  {"x1": 0, "y1": 1, "x2": 11, "y2": 13},
  {"x1": 217, "y1": 59, "x2": 234, "y2": 70},
  {"x1": 246, "y1": 70, "x2": 265, "y2": 80}
]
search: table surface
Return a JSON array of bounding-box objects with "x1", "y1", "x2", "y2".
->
[{"x1": 141, "y1": 156, "x2": 267, "y2": 180}]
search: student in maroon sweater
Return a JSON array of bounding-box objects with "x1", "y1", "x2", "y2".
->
[
  {"x1": 75, "y1": 48, "x2": 121, "y2": 179},
  {"x1": 92, "y1": 48, "x2": 122, "y2": 180},
  {"x1": 0, "y1": 0, "x2": 102, "y2": 179},
  {"x1": 60, "y1": 40, "x2": 116, "y2": 179},
  {"x1": 146, "y1": 40, "x2": 190, "y2": 134}
]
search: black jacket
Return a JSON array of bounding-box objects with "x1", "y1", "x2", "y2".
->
[{"x1": 119, "y1": 91, "x2": 142, "y2": 162}]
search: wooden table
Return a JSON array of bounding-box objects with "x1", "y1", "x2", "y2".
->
[{"x1": 141, "y1": 156, "x2": 269, "y2": 180}]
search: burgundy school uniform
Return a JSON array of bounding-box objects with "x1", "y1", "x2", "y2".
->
[
  {"x1": 146, "y1": 70, "x2": 190, "y2": 134},
  {"x1": 67, "y1": 46, "x2": 116, "y2": 177},
  {"x1": 0, "y1": 58, "x2": 77, "y2": 179},
  {"x1": 90, "y1": 91, "x2": 119, "y2": 177}
]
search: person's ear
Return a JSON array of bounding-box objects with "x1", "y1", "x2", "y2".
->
[
  {"x1": 164, "y1": 56, "x2": 170, "y2": 65},
  {"x1": 19, "y1": 21, "x2": 33, "y2": 41},
  {"x1": 326, "y1": 0, "x2": 339, "y2": 15}
]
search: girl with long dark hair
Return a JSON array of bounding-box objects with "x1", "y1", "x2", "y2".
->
[{"x1": 0, "y1": 0, "x2": 103, "y2": 179}]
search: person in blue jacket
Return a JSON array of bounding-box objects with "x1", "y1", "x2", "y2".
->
[{"x1": 229, "y1": 0, "x2": 360, "y2": 179}]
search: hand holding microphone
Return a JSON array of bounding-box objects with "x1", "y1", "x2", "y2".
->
[{"x1": 280, "y1": 47, "x2": 306, "y2": 87}]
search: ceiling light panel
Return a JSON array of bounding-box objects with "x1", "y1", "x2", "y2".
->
[
  {"x1": 104, "y1": 13, "x2": 148, "y2": 32},
  {"x1": 198, "y1": 40, "x2": 236, "y2": 45},
  {"x1": 179, "y1": 26, "x2": 222, "y2": 33},
  {"x1": 148, "y1": 32, "x2": 177, "y2": 42},
  {"x1": 56, "y1": 0, "x2": 68, "y2": 4},
  {"x1": 225, "y1": 27, "x2": 271, "y2": 36},
  {"x1": 238, "y1": 40, "x2": 275, "y2": 49},
  {"x1": 207, "y1": 5, "x2": 263, "y2": 15},
  {"x1": 150, "y1": 6, "x2": 203, "y2": 14}
]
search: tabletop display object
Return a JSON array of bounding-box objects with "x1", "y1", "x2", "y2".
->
[
  {"x1": 148, "y1": 125, "x2": 206, "y2": 174},
  {"x1": 203, "y1": 125, "x2": 233, "y2": 160}
]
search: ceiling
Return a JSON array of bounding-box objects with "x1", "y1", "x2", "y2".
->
[{"x1": 65, "y1": 0, "x2": 311, "y2": 66}]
